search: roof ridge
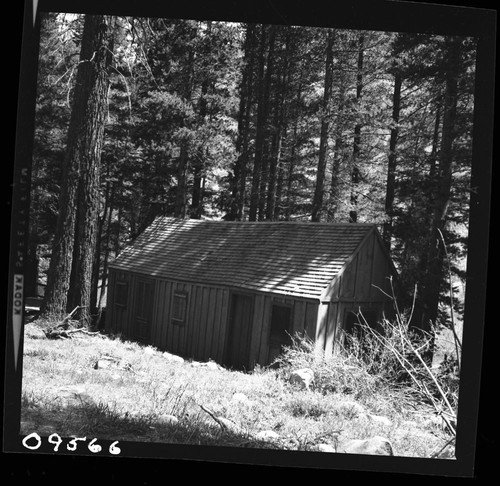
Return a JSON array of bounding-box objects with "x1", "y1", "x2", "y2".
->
[{"x1": 157, "y1": 216, "x2": 376, "y2": 227}]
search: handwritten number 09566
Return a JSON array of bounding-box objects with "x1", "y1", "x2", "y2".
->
[{"x1": 22, "y1": 432, "x2": 121, "y2": 455}]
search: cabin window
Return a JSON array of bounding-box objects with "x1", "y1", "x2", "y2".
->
[
  {"x1": 115, "y1": 281, "x2": 128, "y2": 307},
  {"x1": 269, "y1": 303, "x2": 292, "y2": 346},
  {"x1": 171, "y1": 291, "x2": 188, "y2": 325}
]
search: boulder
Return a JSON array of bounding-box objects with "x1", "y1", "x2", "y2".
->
[
  {"x1": 314, "y1": 443, "x2": 336, "y2": 453},
  {"x1": 159, "y1": 414, "x2": 179, "y2": 425},
  {"x1": 163, "y1": 352, "x2": 184, "y2": 364},
  {"x1": 255, "y1": 430, "x2": 280, "y2": 441},
  {"x1": 341, "y1": 436, "x2": 394, "y2": 456},
  {"x1": 288, "y1": 368, "x2": 315, "y2": 390}
]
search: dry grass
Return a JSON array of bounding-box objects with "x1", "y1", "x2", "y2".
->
[{"x1": 20, "y1": 318, "x2": 456, "y2": 458}]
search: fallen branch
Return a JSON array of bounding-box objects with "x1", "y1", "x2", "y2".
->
[{"x1": 43, "y1": 306, "x2": 90, "y2": 339}]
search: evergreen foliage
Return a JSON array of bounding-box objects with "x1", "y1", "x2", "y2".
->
[{"x1": 32, "y1": 14, "x2": 475, "y2": 349}]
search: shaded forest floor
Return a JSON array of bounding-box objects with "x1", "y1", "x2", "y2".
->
[{"x1": 20, "y1": 318, "x2": 456, "y2": 460}]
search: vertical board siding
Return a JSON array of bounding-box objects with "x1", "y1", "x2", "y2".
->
[
  {"x1": 204, "y1": 287, "x2": 217, "y2": 361},
  {"x1": 183, "y1": 283, "x2": 195, "y2": 358},
  {"x1": 356, "y1": 233, "x2": 375, "y2": 300},
  {"x1": 248, "y1": 294, "x2": 265, "y2": 368},
  {"x1": 316, "y1": 303, "x2": 329, "y2": 350},
  {"x1": 340, "y1": 254, "x2": 358, "y2": 299},
  {"x1": 105, "y1": 270, "x2": 116, "y2": 333},
  {"x1": 324, "y1": 302, "x2": 338, "y2": 355},
  {"x1": 211, "y1": 288, "x2": 223, "y2": 362},
  {"x1": 305, "y1": 302, "x2": 318, "y2": 340},
  {"x1": 217, "y1": 289, "x2": 230, "y2": 363},
  {"x1": 126, "y1": 274, "x2": 136, "y2": 338},
  {"x1": 187, "y1": 285, "x2": 201, "y2": 358},
  {"x1": 370, "y1": 239, "x2": 393, "y2": 301},
  {"x1": 259, "y1": 295, "x2": 273, "y2": 364},
  {"x1": 179, "y1": 283, "x2": 190, "y2": 356},
  {"x1": 292, "y1": 300, "x2": 306, "y2": 336},
  {"x1": 197, "y1": 287, "x2": 210, "y2": 361}
]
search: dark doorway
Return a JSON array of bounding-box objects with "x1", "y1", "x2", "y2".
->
[
  {"x1": 268, "y1": 303, "x2": 292, "y2": 364},
  {"x1": 225, "y1": 293, "x2": 254, "y2": 370},
  {"x1": 133, "y1": 278, "x2": 154, "y2": 344}
]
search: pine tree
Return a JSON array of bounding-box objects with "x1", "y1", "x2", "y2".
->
[{"x1": 41, "y1": 15, "x2": 113, "y2": 325}]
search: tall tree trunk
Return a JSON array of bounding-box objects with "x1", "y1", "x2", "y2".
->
[
  {"x1": 191, "y1": 80, "x2": 209, "y2": 219},
  {"x1": 311, "y1": 29, "x2": 335, "y2": 222},
  {"x1": 349, "y1": 34, "x2": 365, "y2": 223},
  {"x1": 71, "y1": 16, "x2": 113, "y2": 326},
  {"x1": 98, "y1": 184, "x2": 114, "y2": 313},
  {"x1": 191, "y1": 21, "x2": 213, "y2": 220},
  {"x1": 230, "y1": 24, "x2": 256, "y2": 221},
  {"x1": 414, "y1": 37, "x2": 461, "y2": 361},
  {"x1": 90, "y1": 176, "x2": 111, "y2": 314},
  {"x1": 175, "y1": 142, "x2": 189, "y2": 219},
  {"x1": 175, "y1": 29, "x2": 196, "y2": 219},
  {"x1": 249, "y1": 25, "x2": 275, "y2": 221},
  {"x1": 41, "y1": 15, "x2": 112, "y2": 321},
  {"x1": 284, "y1": 86, "x2": 302, "y2": 220},
  {"x1": 266, "y1": 29, "x2": 291, "y2": 221},
  {"x1": 328, "y1": 73, "x2": 346, "y2": 222},
  {"x1": 383, "y1": 68, "x2": 402, "y2": 249}
]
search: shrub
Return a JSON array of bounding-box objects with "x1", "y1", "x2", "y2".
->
[{"x1": 271, "y1": 333, "x2": 381, "y2": 399}]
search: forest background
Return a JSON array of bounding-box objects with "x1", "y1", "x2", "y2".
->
[{"x1": 28, "y1": 12, "x2": 476, "y2": 356}]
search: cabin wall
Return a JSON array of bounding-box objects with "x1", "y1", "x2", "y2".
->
[
  {"x1": 247, "y1": 294, "x2": 318, "y2": 368},
  {"x1": 106, "y1": 269, "x2": 231, "y2": 361},
  {"x1": 105, "y1": 269, "x2": 133, "y2": 337},
  {"x1": 325, "y1": 232, "x2": 394, "y2": 304},
  {"x1": 153, "y1": 279, "x2": 231, "y2": 362},
  {"x1": 106, "y1": 270, "x2": 319, "y2": 369},
  {"x1": 316, "y1": 232, "x2": 395, "y2": 354}
]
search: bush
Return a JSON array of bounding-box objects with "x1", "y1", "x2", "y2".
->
[
  {"x1": 271, "y1": 333, "x2": 382, "y2": 399},
  {"x1": 271, "y1": 306, "x2": 460, "y2": 439}
]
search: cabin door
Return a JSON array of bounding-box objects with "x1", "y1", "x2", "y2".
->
[
  {"x1": 268, "y1": 303, "x2": 293, "y2": 364},
  {"x1": 133, "y1": 278, "x2": 154, "y2": 344},
  {"x1": 225, "y1": 293, "x2": 254, "y2": 370}
]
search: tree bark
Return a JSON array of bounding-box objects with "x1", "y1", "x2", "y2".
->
[
  {"x1": 175, "y1": 28, "x2": 196, "y2": 219},
  {"x1": 230, "y1": 24, "x2": 256, "y2": 220},
  {"x1": 42, "y1": 15, "x2": 112, "y2": 322},
  {"x1": 414, "y1": 37, "x2": 461, "y2": 355},
  {"x1": 311, "y1": 30, "x2": 335, "y2": 222},
  {"x1": 349, "y1": 34, "x2": 365, "y2": 224},
  {"x1": 249, "y1": 25, "x2": 275, "y2": 221},
  {"x1": 383, "y1": 68, "x2": 402, "y2": 249}
]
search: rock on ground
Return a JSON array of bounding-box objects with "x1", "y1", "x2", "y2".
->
[
  {"x1": 341, "y1": 436, "x2": 394, "y2": 456},
  {"x1": 158, "y1": 414, "x2": 179, "y2": 425},
  {"x1": 255, "y1": 430, "x2": 280, "y2": 441},
  {"x1": 288, "y1": 368, "x2": 314, "y2": 390},
  {"x1": 313, "y1": 443, "x2": 336, "y2": 453}
]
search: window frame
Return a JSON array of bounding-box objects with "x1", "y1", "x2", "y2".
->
[
  {"x1": 171, "y1": 290, "x2": 188, "y2": 325},
  {"x1": 115, "y1": 281, "x2": 129, "y2": 308}
]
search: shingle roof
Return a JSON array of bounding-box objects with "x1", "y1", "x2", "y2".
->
[{"x1": 110, "y1": 216, "x2": 377, "y2": 299}]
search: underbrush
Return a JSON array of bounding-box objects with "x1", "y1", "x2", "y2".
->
[
  {"x1": 20, "y1": 316, "x2": 457, "y2": 458},
  {"x1": 272, "y1": 305, "x2": 460, "y2": 444}
]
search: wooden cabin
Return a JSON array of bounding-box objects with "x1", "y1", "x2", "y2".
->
[{"x1": 105, "y1": 217, "x2": 398, "y2": 370}]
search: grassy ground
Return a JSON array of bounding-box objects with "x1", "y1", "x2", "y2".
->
[{"x1": 20, "y1": 318, "x2": 456, "y2": 458}]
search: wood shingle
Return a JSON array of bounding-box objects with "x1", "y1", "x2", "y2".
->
[{"x1": 110, "y1": 216, "x2": 378, "y2": 300}]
